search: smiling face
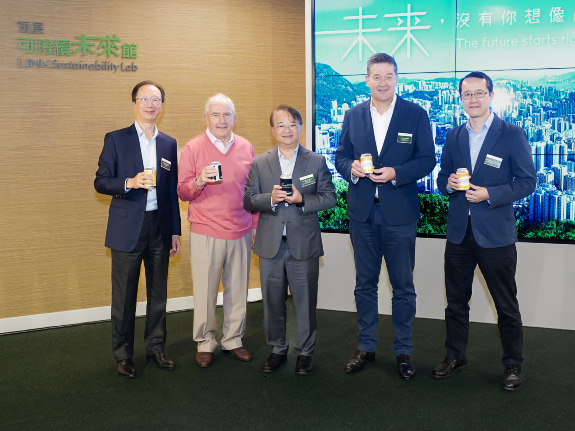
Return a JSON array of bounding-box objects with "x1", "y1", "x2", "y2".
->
[
  {"x1": 132, "y1": 84, "x2": 163, "y2": 126},
  {"x1": 365, "y1": 62, "x2": 398, "y2": 108},
  {"x1": 271, "y1": 109, "x2": 301, "y2": 149},
  {"x1": 204, "y1": 99, "x2": 236, "y2": 142},
  {"x1": 460, "y1": 77, "x2": 494, "y2": 123}
]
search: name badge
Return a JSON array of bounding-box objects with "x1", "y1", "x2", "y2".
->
[
  {"x1": 397, "y1": 133, "x2": 412, "y2": 144},
  {"x1": 300, "y1": 174, "x2": 315, "y2": 187},
  {"x1": 161, "y1": 158, "x2": 171, "y2": 171},
  {"x1": 484, "y1": 154, "x2": 502, "y2": 169}
]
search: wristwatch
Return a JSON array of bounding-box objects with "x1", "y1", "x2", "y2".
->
[{"x1": 296, "y1": 195, "x2": 305, "y2": 208}]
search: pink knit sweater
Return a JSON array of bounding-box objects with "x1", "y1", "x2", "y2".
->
[{"x1": 178, "y1": 132, "x2": 258, "y2": 240}]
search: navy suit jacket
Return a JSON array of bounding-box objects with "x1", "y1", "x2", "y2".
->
[
  {"x1": 244, "y1": 145, "x2": 336, "y2": 260},
  {"x1": 335, "y1": 97, "x2": 436, "y2": 225},
  {"x1": 437, "y1": 114, "x2": 536, "y2": 248},
  {"x1": 94, "y1": 124, "x2": 181, "y2": 252}
]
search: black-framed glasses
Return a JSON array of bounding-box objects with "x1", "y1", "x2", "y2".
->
[{"x1": 461, "y1": 91, "x2": 490, "y2": 100}]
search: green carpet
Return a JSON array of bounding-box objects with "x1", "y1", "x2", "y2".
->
[{"x1": 1, "y1": 301, "x2": 574, "y2": 430}]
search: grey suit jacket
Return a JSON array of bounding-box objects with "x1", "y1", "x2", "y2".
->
[{"x1": 244, "y1": 145, "x2": 336, "y2": 260}]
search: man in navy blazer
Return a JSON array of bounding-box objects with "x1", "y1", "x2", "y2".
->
[
  {"x1": 335, "y1": 53, "x2": 435, "y2": 379},
  {"x1": 244, "y1": 105, "x2": 336, "y2": 375},
  {"x1": 95, "y1": 81, "x2": 181, "y2": 379},
  {"x1": 432, "y1": 72, "x2": 536, "y2": 391}
]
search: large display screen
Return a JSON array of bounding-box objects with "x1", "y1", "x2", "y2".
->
[{"x1": 314, "y1": 0, "x2": 575, "y2": 241}]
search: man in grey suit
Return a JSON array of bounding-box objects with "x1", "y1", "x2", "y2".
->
[{"x1": 244, "y1": 105, "x2": 336, "y2": 375}]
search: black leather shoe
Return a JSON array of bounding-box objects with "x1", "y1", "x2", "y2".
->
[
  {"x1": 432, "y1": 358, "x2": 468, "y2": 379},
  {"x1": 345, "y1": 350, "x2": 375, "y2": 373},
  {"x1": 295, "y1": 355, "x2": 313, "y2": 375},
  {"x1": 117, "y1": 359, "x2": 136, "y2": 379},
  {"x1": 502, "y1": 364, "x2": 522, "y2": 391},
  {"x1": 147, "y1": 352, "x2": 175, "y2": 370},
  {"x1": 396, "y1": 354, "x2": 416, "y2": 380},
  {"x1": 262, "y1": 353, "x2": 287, "y2": 373}
]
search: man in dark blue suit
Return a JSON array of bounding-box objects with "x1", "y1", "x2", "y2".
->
[
  {"x1": 335, "y1": 53, "x2": 435, "y2": 379},
  {"x1": 432, "y1": 72, "x2": 536, "y2": 391},
  {"x1": 95, "y1": 81, "x2": 181, "y2": 379}
]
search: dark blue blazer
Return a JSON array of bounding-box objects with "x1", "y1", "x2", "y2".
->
[
  {"x1": 437, "y1": 114, "x2": 536, "y2": 248},
  {"x1": 94, "y1": 124, "x2": 181, "y2": 252},
  {"x1": 335, "y1": 97, "x2": 436, "y2": 225}
]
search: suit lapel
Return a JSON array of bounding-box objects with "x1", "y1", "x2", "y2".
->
[
  {"x1": 456, "y1": 126, "x2": 473, "y2": 173},
  {"x1": 127, "y1": 124, "x2": 145, "y2": 172},
  {"x1": 378, "y1": 96, "x2": 401, "y2": 161},
  {"x1": 292, "y1": 145, "x2": 311, "y2": 188},
  {"x1": 472, "y1": 114, "x2": 501, "y2": 176},
  {"x1": 266, "y1": 147, "x2": 282, "y2": 180},
  {"x1": 155, "y1": 133, "x2": 166, "y2": 185},
  {"x1": 361, "y1": 101, "x2": 378, "y2": 158}
]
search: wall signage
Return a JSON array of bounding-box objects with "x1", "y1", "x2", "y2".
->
[{"x1": 16, "y1": 21, "x2": 139, "y2": 72}]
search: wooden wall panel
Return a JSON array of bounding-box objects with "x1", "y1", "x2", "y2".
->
[{"x1": 0, "y1": 0, "x2": 305, "y2": 318}]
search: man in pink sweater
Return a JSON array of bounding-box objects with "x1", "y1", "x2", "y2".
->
[{"x1": 178, "y1": 93, "x2": 258, "y2": 368}]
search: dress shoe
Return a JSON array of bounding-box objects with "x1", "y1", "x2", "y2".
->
[
  {"x1": 502, "y1": 364, "x2": 522, "y2": 391},
  {"x1": 196, "y1": 352, "x2": 213, "y2": 368},
  {"x1": 223, "y1": 347, "x2": 252, "y2": 362},
  {"x1": 432, "y1": 358, "x2": 468, "y2": 379},
  {"x1": 295, "y1": 355, "x2": 313, "y2": 375},
  {"x1": 396, "y1": 354, "x2": 416, "y2": 380},
  {"x1": 117, "y1": 359, "x2": 136, "y2": 379},
  {"x1": 262, "y1": 353, "x2": 287, "y2": 373},
  {"x1": 345, "y1": 350, "x2": 375, "y2": 373},
  {"x1": 147, "y1": 352, "x2": 175, "y2": 370}
]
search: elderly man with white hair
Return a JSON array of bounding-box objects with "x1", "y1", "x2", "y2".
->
[{"x1": 178, "y1": 94, "x2": 258, "y2": 368}]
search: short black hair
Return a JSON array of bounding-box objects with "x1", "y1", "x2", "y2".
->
[
  {"x1": 459, "y1": 71, "x2": 493, "y2": 94},
  {"x1": 366, "y1": 53, "x2": 398, "y2": 76},
  {"x1": 270, "y1": 105, "x2": 303, "y2": 127},
  {"x1": 131, "y1": 80, "x2": 165, "y2": 103}
]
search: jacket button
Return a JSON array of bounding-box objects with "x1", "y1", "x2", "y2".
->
[{"x1": 284, "y1": 203, "x2": 288, "y2": 207}]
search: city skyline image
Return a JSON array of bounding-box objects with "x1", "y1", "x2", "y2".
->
[{"x1": 314, "y1": 0, "x2": 575, "y2": 240}]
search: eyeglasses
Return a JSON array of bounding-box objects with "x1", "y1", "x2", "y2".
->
[
  {"x1": 135, "y1": 96, "x2": 163, "y2": 106},
  {"x1": 274, "y1": 123, "x2": 299, "y2": 131},
  {"x1": 461, "y1": 91, "x2": 490, "y2": 100}
]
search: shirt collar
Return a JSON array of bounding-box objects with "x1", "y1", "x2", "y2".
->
[
  {"x1": 465, "y1": 111, "x2": 494, "y2": 133},
  {"x1": 134, "y1": 121, "x2": 158, "y2": 140},
  {"x1": 370, "y1": 93, "x2": 397, "y2": 116},
  {"x1": 206, "y1": 127, "x2": 234, "y2": 146},
  {"x1": 277, "y1": 145, "x2": 299, "y2": 161}
]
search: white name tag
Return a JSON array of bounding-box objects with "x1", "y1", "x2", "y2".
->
[
  {"x1": 484, "y1": 154, "x2": 502, "y2": 169},
  {"x1": 300, "y1": 174, "x2": 315, "y2": 187},
  {"x1": 397, "y1": 133, "x2": 412, "y2": 144}
]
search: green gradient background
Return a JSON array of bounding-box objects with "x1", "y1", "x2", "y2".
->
[{"x1": 315, "y1": 0, "x2": 575, "y2": 78}]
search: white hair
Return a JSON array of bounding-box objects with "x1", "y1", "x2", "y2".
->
[{"x1": 204, "y1": 93, "x2": 235, "y2": 115}]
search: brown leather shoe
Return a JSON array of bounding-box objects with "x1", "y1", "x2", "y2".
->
[
  {"x1": 196, "y1": 352, "x2": 213, "y2": 368},
  {"x1": 224, "y1": 347, "x2": 252, "y2": 362}
]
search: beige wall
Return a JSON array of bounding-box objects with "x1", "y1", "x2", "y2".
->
[{"x1": 0, "y1": 0, "x2": 305, "y2": 318}]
